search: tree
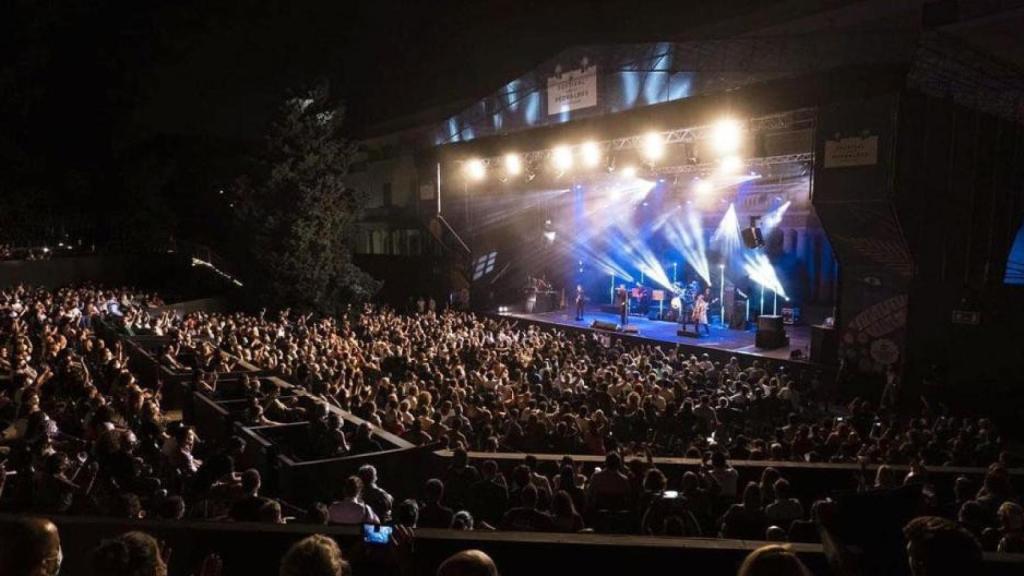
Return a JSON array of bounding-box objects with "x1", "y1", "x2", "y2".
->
[{"x1": 234, "y1": 84, "x2": 379, "y2": 314}]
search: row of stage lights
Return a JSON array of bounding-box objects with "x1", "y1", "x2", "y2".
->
[{"x1": 462, "y1": 117, "x2": 745, "y2": 186}]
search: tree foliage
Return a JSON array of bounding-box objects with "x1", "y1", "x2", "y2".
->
[{"x1": 234, "y1": 84, "x2": 379, "y2": 313}]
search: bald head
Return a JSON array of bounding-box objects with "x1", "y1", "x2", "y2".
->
[
  {"x1": 0, "y1": 517, "x2": 61, "y2": 576},
  {"x1": 437, "y1": 550, "x2": 498, "y2": 576}
]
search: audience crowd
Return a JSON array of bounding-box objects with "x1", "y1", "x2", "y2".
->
[{"x1": 0, "y1": 284, "x2": 1021, "y2": 576}]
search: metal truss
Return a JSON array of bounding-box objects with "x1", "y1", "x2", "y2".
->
[
  {"x1": 652, "y1": 152, "x2": 814, "y2": 176},
  {"x1": 467, "y1": 108, "x2": 816, "y2": 168}
]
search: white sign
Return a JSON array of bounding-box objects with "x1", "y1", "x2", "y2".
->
[
  {"x1": 547, "y1": 65, "x2": 597, "y2": 115},
  {"x1": 824, "y1": 135, "x2": 878, "y2": 168}
]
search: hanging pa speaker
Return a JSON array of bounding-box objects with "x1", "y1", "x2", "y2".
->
[{"x1": 742, "y1": 227, "x2": 765, "y2": 249}]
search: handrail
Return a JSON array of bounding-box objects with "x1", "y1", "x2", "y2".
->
[{"x1": 435, "y1": 214, "x2": 472, "y2": 256}]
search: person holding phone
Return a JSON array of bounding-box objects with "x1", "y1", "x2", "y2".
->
[{"x1": 328, "y1": 476, "x2": 380, "y2": 525}]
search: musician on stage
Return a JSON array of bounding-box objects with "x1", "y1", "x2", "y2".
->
[
  {"x1": 575, "y1": 284, "x2": 586, "y2": 321},
  {"x1": 692, "y1": 292, "x2": 710, "y2": 335},
  {"x1": 615, "y1": 283, "x2": 629, "y2": 326}
]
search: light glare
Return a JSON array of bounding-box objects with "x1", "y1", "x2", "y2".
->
[
  {"x1": 712, "y1": 118, "x2": 743, "y2": 154},
  {"x1": 552, "y1": 146, "x2": 573, "y2": 171},
  {"x1": 581, "y1": 141, "x2": 601, "y2": 167},
  {"x1": 642, "y1": 132, "x2": 665, "y2": 161},
  {"x1": 504, "y1": 153, "x2": 522, "y2": 175},
  {"x1": 465, "y1": 159, "x2": 486, "y2": 181}
]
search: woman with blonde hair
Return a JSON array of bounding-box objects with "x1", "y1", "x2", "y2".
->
[{"x1": 737, "y1": 544, "x2": 812, "y2": 576}]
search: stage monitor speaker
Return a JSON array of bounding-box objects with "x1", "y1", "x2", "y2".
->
[
  {"x1": 677, "y1": 328, "x2": 701, "y2": 338},
  {"x1": 621, "y1": 325, "x2": 639, "y2": 334},
  {"x1": 810, "y1": 324, "x2": 839, "y2": 364},
  {"x1": 757, "y1": 315, "x2": 784, "y2": 333},
  {"x1": 591, "y1": 320, "x2": 618, "y2": 332},
  {"x1": 742, "y1": 227, "x2": 765, "y2": 249},
  {"x1": 755, "y1": 329, "x2": 788, "y2": 350}
]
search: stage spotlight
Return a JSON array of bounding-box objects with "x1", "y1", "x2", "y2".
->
[
  {"x1": 581, "y1": 141, "x2": 601, "y2": 168},
  {"x1": 504, "y1": 153, "x2": 522, "y2": 176},
  {"x1": 641, "y1": 132, "x2": 665, "y2": 161},
  {"x1": 712, "y1": 117, "x2": 743, "y2": 154},
  {"x1": 465, "y1": 159, "x2": 486, "y2": 181},
  {"x1": 621, "y1": 165, "x2": 637, "y2": 178},
  {"x1": 695, "y1": 179, "x2": 713, "y2": 195},
  {"x1": 552, "y1": 145, "x2": 573, "y2": 171},
  {"x1": 720, "y1": 155, "x2": 742, "y2": 174}
]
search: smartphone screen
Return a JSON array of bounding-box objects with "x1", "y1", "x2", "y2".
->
[{"x1": 362, "y1": 523, "x2": 393, "y2": 545}]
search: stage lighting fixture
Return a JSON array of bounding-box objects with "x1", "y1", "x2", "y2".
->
[
  {"x1": 581, "y1": 141, "x2": 601, "y2": 167},
  {"x1": 720, "y1": 155, "x2": 742, "y2": 174},
  {"x1": 712, "y1": 118, "x2": 743, "y2": 154},
  {"x1": 695, "y1": 179, "x2": 713, "y2": 195},
  {"x1": 621, "y1": 165, "x2": 637, "y2": 178},
  {"x1": 504, "y1": 153, "x2": 522, "y2": 176},
  {"x1": 552, "y1": 145, "x2": 573, "y2": 171},
  {"x1": 465, "y1": 159, "x2": 486, "y2": 181},
  {"x1": 642, "y1": 132, "x2": 665, "y2": 161}
]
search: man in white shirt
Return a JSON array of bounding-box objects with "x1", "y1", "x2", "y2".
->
[{"x1": 328, "y1": 476, "x2": 380, "y2": 525}]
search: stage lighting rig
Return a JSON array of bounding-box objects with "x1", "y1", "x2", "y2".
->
[
  {"x1": 464, "y1": 159, "x2": 486, "y2": 181},
  {"x1": 552, "y1": 145, "x2": 573, "y2": 172},
  {"x1": 712, "y1": 117, "x2": 743, "y2": 155},
  {"x1": 642, "y1": 132, "x2": 665, "y2": 162},
  {"x1": 581, "y1": 141, "x2": 601, "y2": 168},
  {"x1": 504, "y1": 153, "x2": 522, "y2": 176}
]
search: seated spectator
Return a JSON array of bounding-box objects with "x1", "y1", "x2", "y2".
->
[
  {"x1": 764, "y1": 479, "x2": 804, "y2": 530},
  {"x1": 996, "y1": 502, "x2": 1024, "y2": 553},
  {"x1": 395, "y1": 498, "x2": 420, "y2": 528},
  {"x1": 92, "y1": 531, "x2": 168, "y2": 576},
  {"x1": 357, "y1": 464, "x2": 393, "y2": 522},
  {"x1": 230, "y1": 469, "x2": 271, "y2": 522},
  {"x1": 904, "y1": 516, "x2": 982, "y2": 576},
  {"x1": 328, "y1": 476, "x2": 379, "y2": 525},
  {"x1": 501, "y1": 484, "x2": 554, "y2": 532},
  {"x1": 737, "y1": 544, "x2": 811, "y2": 576},
  {"x1": 0, "y1": 517, "x2": 62, "y2": 576},
  {"x1": 437, "y1": 549, "x2": 499, "y2": 576},
  {"x1": 451, "y1": 510, "x2": 475, "y2": 530},
  {"x1": 587, "y1": 452, "x2": 631, "y2": 513},
  {"x1": 444, "y1": 449, "x2": 480, "y2": 511},
  {"x1": 469, "y1": 460, "x2": 508, "y2": 528},
  {"x1": 720, "y1": 483, "x2": 767, "y2": 539},
  {"x1": 280, "y1": 534, "x2": 350, "y2": 576},
  {"x1": 551, "y1": 490, "x2": 585, "y2": 533},
  {"x1": 419, "y1": 478, "x2": 455, "y2": 528}
]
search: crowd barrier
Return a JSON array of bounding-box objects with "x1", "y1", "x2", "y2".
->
[{"x1": 2, "y1": 513, "x2": 1020, "y2": 576}]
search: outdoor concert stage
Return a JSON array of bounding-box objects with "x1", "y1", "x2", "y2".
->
[{"x1": 506, "y1": 308, "x2": 813, "y2": 364}]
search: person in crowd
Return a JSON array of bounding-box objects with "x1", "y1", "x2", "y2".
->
[
  {"x1": 587, "y1": 452, "x2": 632, "y2": 513},
  {"x1": 500, "y1": 484, "x2": 554, "y2": 532},
  {"x1": 736, "y1": 544, "x2": 812, "y2": 576},
  {"x1": 550, "y1": 490, "x2": 585, "y2": 533},
  {"x1": 230, "y1": 469, "x2": 271, "y2": 522},
  {"x1": 436, "y1": 549, "x2": 499, "y2": 576},
  {"x1": 92, "y1": 531, "x2": 169, "y2": 576},
  {"x1": 904, "y1": 516, "x2": 982, "y2": 576},
  {"x1": 419, "y1": 478, "x2": 455, "y2": 528},
  {"x1": 280, "y1": 534, "x2": 350, "y2": 576},
  {"x1": 720, "y1": 483, "x2": 768, "y2": 540},
  {"x1": 328, "y1": 476, "x2": 379, "y2": 525},
  {"x1": 0, "y1": 517, "x2": 62, "y2": 576},
  {"x1": 469, "y1": 460, "x2": 509, "y2": 528},
  {"x1": 357, "y1": 464, "x2": 394, "y2": 522},
  {"x1": 764, "y1": 479, "x2": 804, "y2": 531}
]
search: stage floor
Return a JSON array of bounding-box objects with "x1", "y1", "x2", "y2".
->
[{"x1": 506, "y1": 309, "x2": 812, "y2": 363}]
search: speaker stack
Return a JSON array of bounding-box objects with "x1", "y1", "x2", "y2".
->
[{"x1": 755, "y1": 315, "x2": 788, "y2": 349}]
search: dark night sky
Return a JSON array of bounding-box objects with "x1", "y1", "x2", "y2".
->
[{"x1": 3, "y1": 0, "x2": 793, "y2": 244}]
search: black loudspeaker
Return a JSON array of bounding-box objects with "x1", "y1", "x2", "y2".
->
[
  {"x1": 757, "y1": 315, "x2": 784, "y2": 332},
  {"x1": 677, "y1": 328, "x2": 701, "y2": 338},
  {"x1": 729, "y1": 302, "x2": 747, "y2": 329},
  {"x1": 591, "y1": 320, "x2": 619, "y2": 332},
  {"x1": 756, "y1": 315, "x2": 787, "y2": 349},
  {"x1": 756, "y1": 330, "x2": 788, "y2": 349},
  {"x1": 741, "y1": 227, "x2": 765, "y2": 249},
  {"x1": 621, "y1": 325, "x2": 639, "y2": 334},
  {"x1": 810, "y1": 324, "x2": 839, "y2": 364}
]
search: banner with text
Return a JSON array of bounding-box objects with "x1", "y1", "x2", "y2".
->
[{"x1": 547, "y1": 65, "x2": 597, "y2": 115}]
